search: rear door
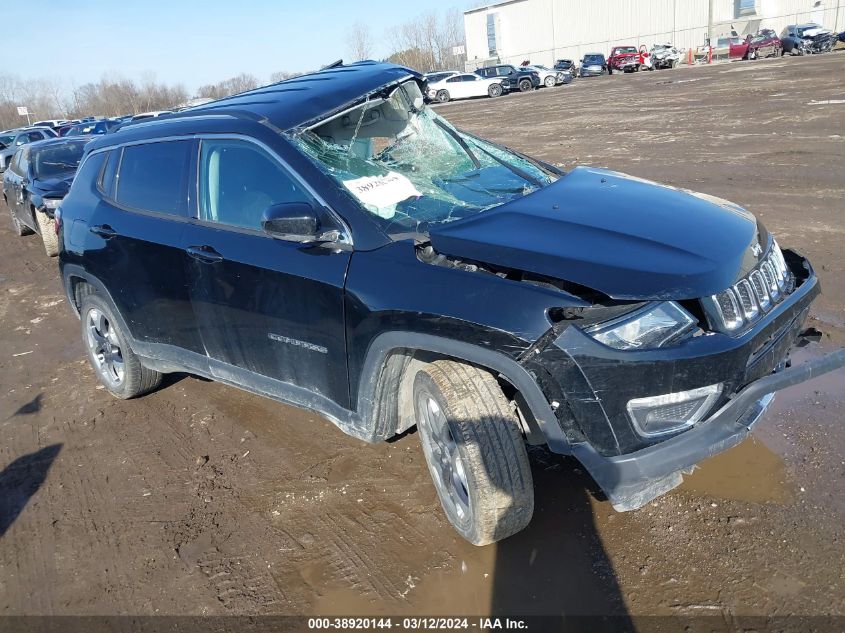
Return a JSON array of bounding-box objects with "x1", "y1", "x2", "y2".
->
[
  {"x1": 83, "y1": 140, "x2": 205, "y2": 358},
  {"x1": 181, "y1": 137, "x2": 351, "y2": 408}
]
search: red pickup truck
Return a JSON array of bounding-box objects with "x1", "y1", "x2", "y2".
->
[{"x1": 607, "y1": 45, "x2": 641, "y2": 73}]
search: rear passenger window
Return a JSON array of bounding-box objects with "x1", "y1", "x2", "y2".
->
[
  {"x1": 198, "y1": 139, "x2": 311, "y2": 230},
  {"x1": 115, "y1": 141, "x2": 191, "y2": 215},
  {"x1": 100, "y1": 149, "x2": 121, "y2": 198}
]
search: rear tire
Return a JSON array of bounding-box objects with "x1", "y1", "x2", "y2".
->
[
  {"x1": 518, "y1": 78, "x2": 532, "y2": 92},
  {"x1": 80, "y1": 293, "x2": 162, "y2": 399},
  {"x1": 412, "y1": 360, "x2": 534, "y2": 545},
  {"x1": 436, "y1": 89, "x2": 450, "y2": 103},
  {"x1": 34, "y1": 210, "x2": 59, "y2": 257},
  {"x1": 7, "y1": 204, "x2": 33, "y2": 236}
]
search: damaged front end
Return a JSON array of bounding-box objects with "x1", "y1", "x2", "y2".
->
[{"x1": 284, "y1": 71, "x2": 845, "y2": 513}]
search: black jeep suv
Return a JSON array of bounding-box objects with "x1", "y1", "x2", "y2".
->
[
  {"x1": 57, "y1": 61, "x2": 844, "y2": 545},
  {"x1": 474, "y1": 64, "x2": 541, "y2": 92}
]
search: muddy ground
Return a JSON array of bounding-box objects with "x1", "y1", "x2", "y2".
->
[{"x1": 1, "y1": 53, "x2": 844, "y2": 623}]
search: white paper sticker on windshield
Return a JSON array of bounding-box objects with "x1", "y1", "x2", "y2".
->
[{"x1": 342, "y1": 172, "x2": 421, "y2": 217}]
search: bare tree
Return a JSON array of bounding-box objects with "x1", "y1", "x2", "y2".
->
[
  {"x1": 270, "y1": 70, "x2": 303, "y2": 83},
  {"x1": 196, "y1": 73, "x2": 260, "y2": 100},
  {"x1": 347, "y1": 22, "x2": 374, "y2": 61},
  {"x1": 386, "y1": 9, "x2": 465, "y2": 73}
]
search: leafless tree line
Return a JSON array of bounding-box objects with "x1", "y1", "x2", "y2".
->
[
  {"x1": 0, "y1": 69, "x2": 303, "y2": 130},
  {"x1": 1, "y1": 8, "x2": 466, "y2": 131},
  {"x1": 346, "y1": 9, "x2": 466, "y2": 72}
]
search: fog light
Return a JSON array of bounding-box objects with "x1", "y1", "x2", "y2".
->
[{"x1": 627, "y1": 384, "x2": 722, "y2": 437}]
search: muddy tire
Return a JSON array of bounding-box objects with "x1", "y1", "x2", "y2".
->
[
  {"x1": 544, "y1": 75, "x2": 556, "y2": 88},
  {"x1": 487, "y1": 83, "x2": 503, "y2": 98},
  {"x1": 518, "y1": 78, "x2": 532, "y2": 92},
  {"x1": 80, "y1": 293, "x2": 162, "y2": 399},
  {"x1": 34, "y1": 210, "x2": 59, "y2": 257},
  {"x1": 413, "y1": 360, "x2": 534, "y2": 545},
  {"x1": 435, "y1": 89, "x2": 450, "y2": 103},
  {"x1": 7, "y1": 204, "x2": 33, "y2": 236}
]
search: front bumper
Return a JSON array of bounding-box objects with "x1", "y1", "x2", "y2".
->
[
  {"x1": 527, "y1": 252, "x2": 845, "y2": 509},
  {"x1": 573, "y1": 347, "x2": 845, "y2": 510}
]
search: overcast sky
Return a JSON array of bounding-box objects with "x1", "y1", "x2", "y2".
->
[{"x1": 7, "y1": 0, "x2": 464, "y2": 92}]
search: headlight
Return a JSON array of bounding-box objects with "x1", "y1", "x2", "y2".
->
[
  {"x1": 584, "y1": 301, "x2": 697, "y2": 350},
  {"x1": 43, "y1": 198, "x2": 62, "y2": 210}
]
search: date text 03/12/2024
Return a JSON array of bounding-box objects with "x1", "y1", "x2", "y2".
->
[{"x1": 307, "y1": 617, "x2": 529, "y2": 630}]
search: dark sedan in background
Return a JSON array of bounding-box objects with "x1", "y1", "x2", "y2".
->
[
  {"x1": 65, "y1": 119, "x2": 121, "y2": 136},
  {"x1": 2, "y1": 136, "x2": 88, "y2": 256},
  {"x1": 579, "y1": 53, "x2": 609, "y2": 77}
]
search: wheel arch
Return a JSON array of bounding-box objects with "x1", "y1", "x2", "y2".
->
[{"x1": 354, "y1": 331, "x2": 571, "y2": 453}]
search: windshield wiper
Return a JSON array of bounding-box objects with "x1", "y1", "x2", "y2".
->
[
  {"x1": 433, "y1": 117, "x2": 481, "y2": 169},
  {"x1": 470, "y1": 142, "x2": 544, "y2": 187}
]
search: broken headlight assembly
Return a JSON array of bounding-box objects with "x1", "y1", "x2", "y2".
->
[{"x1": 583, "y1": 301, "x2": 697, "y2": 351}]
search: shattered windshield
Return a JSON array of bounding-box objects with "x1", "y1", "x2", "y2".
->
[{"x1": 288, "y1": 80, "x2": 556, "y2": 235}]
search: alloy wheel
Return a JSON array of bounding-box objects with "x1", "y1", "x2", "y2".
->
[
  {"x1": 416, "y1": 390, "x2": 471, "y2": 525},
  {"x1": 85, "y1": 308, "x2": 125, "y2": 387}
]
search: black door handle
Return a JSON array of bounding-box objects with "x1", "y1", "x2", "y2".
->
[
  {"x1": 90, "y1": 224, "x2": 117, "y2": 239},
  {"x1": 186, "y1": 245, "x2": 223, "y2": 264}
]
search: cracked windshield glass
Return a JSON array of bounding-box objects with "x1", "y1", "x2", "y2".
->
[{"x1": 289, "y1": 80, "x2": 557, "y2": 234}]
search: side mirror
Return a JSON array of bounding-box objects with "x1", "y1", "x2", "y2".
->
[{"x1": 261, "y1": 202, "x2": 321, "y2": 243}]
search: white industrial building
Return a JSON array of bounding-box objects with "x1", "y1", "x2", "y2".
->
[{"x1": 464, "y1": 0, "x2": 844, "y2": 68}]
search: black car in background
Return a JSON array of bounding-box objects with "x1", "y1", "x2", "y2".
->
[
  {"x1": 56, "y1": 61, "x2": 844, "y2": 546},
  {"x1": 65, "y1": 119, "x2": 121, "y2": 136},
  {"x1": 2, "y1": 136, "x2": 88, "y2": 256},
  {"x1": 579, "y1": 53, "x2": 609, "y2": 77},
  {"x1": 475, "y1": 64, "x2": 541, "y2": 92}
]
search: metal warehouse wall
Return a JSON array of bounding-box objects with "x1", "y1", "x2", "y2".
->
[{"x1": 464, "y1": 0, "x2": 844, "y2": 69}]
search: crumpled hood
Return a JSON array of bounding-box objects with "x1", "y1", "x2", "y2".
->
[
  {"x1": 34, "y1": 174, "x2": 74, "y2": 196},
  {"x1": 428, "y1": 166, "x2": 761, "y2": 301}
]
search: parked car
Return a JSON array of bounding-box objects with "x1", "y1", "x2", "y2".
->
[
  {"x1": 579, "y1": 53, "x2": 609, "y2": 77},
  {"x1": 33, "y1": 119, "x2": 70, "y2": 130},
  {"x1": 129, "y1": 110, "x2": 172, "y2": 122},
  {"x1": 0, "y1": 126, "x2": 57, "y2": 172},
  {"x1": 522, "y1": 65, "x2": 571, "y2": 87},
  {"x1": 746, "y1": 29, "x2": 783, "y2": 58},
  {"x1": 2, "y1": 136, "x2": 87, "y2": 256},
  {"x1": 607, "y1": 45, "x2": 640, "y2": 73},
  {"x1": 427, "y1": 72, "x2": 504, "y2": 102},
  {"x1": 711, "y1": 35, "x2": 751, "y2": 60},
  {"x1": 65, "y1": 119, "x2": 121, "y2": 136},
  {"x1": 650, "y1": 43, "x2": 681, "y2": 69},
  {"x1": 475, "y1": 64, "x2": 541, "y2": 92},
  {"x1": 56, "y1": 122, "x2": 81, "y2": 137},
  {"x1": 780, "y1": 24, "x2": 830, "y2": 55},
  {"x1": 56, "y1": 61, "x2": 844, "y2": 546},
  {"x1": 553, "y1": 59, "x2": 578, "y2": 76},
  {"x1": 423, "y1": 71, "x2": 460, "y2": 84}
]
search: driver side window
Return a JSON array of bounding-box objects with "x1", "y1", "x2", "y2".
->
[{"x1": 198, "y1": 139, "x2": 311, "y2": 231}]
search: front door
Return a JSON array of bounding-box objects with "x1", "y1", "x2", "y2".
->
[{"x1": 182, "y1": 137, "x2": 351, "y2": 409}]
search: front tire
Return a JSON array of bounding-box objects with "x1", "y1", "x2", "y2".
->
[
  {"x1": 435, "y1": 89, "x2": 450, "y2": 103},
  {"x1": 34, "y1": 211, "x2": 59, "y2": 257},
  {"x1": 544, "y1": 76, "x2": 555, "y2": 88},
  {"x1": 413, "y1": 360, "x2": 534, "y2": 545},
  {"x1": 487, "y1": 83, "x2": 503, "y2": 97},
  {"x1": 80, "y1": 293, "x2": 162, "y2": 399}
]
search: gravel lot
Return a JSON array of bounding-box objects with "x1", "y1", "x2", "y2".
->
[{"x1": 1, "y1": 52, "x2": 843, "y2": 621}]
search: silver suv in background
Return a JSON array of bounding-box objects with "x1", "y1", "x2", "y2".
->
[{"x1": 0, "y1": 127, "x2": 57, "y2": 172}]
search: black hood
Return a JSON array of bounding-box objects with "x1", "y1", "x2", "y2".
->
[{"x1": 428, "y1": 167, "x2": 762, "y2": 301}]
